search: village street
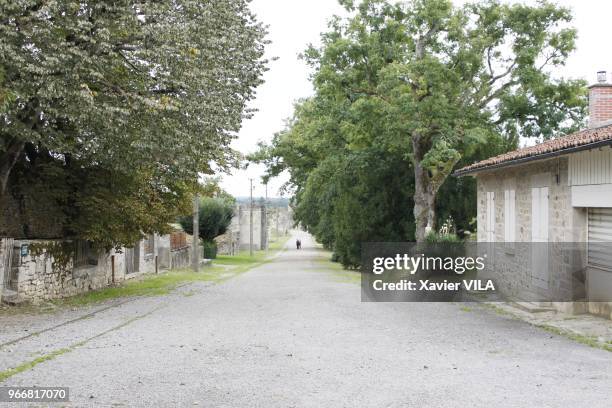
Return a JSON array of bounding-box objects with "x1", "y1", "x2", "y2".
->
[{"x1": 0, "y1": 233, "x2": 610, "y2": 408}]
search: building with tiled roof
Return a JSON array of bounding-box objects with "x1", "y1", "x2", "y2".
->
[
  {"x1": 455, "y1": 123, "x2": 612, "y2": 176},
  {"x1": 456, "y1": 72, "x2": 612, "y2": 320}
]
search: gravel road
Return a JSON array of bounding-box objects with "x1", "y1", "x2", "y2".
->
[{"x1": 1, "y1": 233, "x2": 610, "y2": 407}]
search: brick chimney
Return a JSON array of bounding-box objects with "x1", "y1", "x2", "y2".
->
[{"x1": 589, "y1": 71, "x2": 612, "y2": 128}]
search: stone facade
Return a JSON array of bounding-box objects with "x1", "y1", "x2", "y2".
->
[
  {"x1": 1, "y1": 233, "x2": 193, "y2": 303},
  {"x1": 477, "y1": 157, "x2": 586, "y2": 243},
  {"x1": 477, "y1": 157, "x2": 587, "y2": 309},
  {"x1": 215, "y1": 230, "x2": 240, "y2": 256},
  {"x1": 475, "y1": 156, "x2": 612, "y2": 317},
  {"x1": 215, "y1": 208, "x2": 241, "y2": 256},
  {"x1": 10, "y1": 241, "x2": 116, "y2": 301}
]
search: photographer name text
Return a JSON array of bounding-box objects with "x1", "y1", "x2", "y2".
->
[{"x1": 372, "y1": 279, "x2": 496, "y2": 292}]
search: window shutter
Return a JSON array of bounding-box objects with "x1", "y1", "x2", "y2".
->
[{"x1": 504, "y1": 190, "x2": 516, "y2": 242}]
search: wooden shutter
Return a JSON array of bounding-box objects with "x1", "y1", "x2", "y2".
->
[{"x1": 504, "y1": 190, "x2": 516, "y2": 242}]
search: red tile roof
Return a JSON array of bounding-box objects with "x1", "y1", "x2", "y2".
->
[{"x1": 455, "y1": 123, "x2": 612, "y2": 176}]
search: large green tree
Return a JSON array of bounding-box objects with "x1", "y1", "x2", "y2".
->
[
  {"x1": 306, "y1": 0, "x2": 586, "y2": 241},
  {"x1": 254, "y1": 96, "x2": 506, "y2": 266},
  {"x1": 0, "y1": 0, "x2": 267, "y2": 247},
  {"x1": 257, "y1": 0, "x2": 586, "y2": 252}
]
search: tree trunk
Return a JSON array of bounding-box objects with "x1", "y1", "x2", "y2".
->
[
  {"x1": 0, "y1": 139, "x2": 25, "y2": 195},
  {"x1": 413, "y1": 161, "x2": 436, "y2": 242},
  {"x1": 412, "y1": 136, "x2": 436, "y2": 242}
]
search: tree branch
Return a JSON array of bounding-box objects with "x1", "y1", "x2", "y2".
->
[
  {"x1": 415, "y1": 25, "x2": 439, "y2": 60},
  {"x1": 477, "y1": 79, "x2": 519, "y2": 110},
  {"x1": 489, "y1": 60, "x2": 517, "y2": 85}
]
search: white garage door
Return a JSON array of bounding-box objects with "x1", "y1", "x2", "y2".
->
[{"x1": 588, "y1": 208, "x2": 612, "y2": 271}]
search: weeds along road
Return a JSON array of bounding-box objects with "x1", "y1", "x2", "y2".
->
[{"x1": 0, "y1": 233, "x2": 610, "y2": 407}]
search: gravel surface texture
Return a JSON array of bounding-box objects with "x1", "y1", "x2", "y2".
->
[{"x1": 1, "y1": 233, "x2": 610, "y2": 407}]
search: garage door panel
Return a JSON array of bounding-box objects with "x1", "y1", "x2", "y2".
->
[{"x1": 588, "y1": 208, "x2": 612, "y2": 271}]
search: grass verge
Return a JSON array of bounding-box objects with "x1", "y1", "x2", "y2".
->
[
  {"x1": 314, "y1": 251, "x2": 362, "y2": 284},
  {"x1": 537, "y1": 324, "x2": 612, "y2": 352},
  {"x1": 54, "y1": 268, "x2": 227, "y2": 307},
  {"x1": 268, "y1": 233, "x2": 291, "y2": 251},
  {"x1": 481, "y1": 303, "x2": 612, "y2": 353},
  {"x1": 50, "y1": 235, "x2": 292, "y2": 308}
]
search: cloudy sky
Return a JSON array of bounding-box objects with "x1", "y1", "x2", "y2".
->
[{"x1": 221, "y1": 0, "x2": 612, "y2": 199}]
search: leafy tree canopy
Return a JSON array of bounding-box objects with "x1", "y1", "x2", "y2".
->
[
  {"x1": 252, "y1": 0, "x2": 586, "y2": 265},
  {"x1": 179, "y1": 195, "x2": 236, "y2": 244},
  {"x1": 0, "y1": 0, "x2": 268, "y2": 248}
]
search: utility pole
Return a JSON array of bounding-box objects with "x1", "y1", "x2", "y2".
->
[
  {"x1": 192, "y1": 193, "x2": 200, "y2": 272},
  {"x1": 264, "y1": 183, "x2": 268, "y2": 252},
  {"x1": 249, "y1": 178, "x2": 254, "y2": 257}
]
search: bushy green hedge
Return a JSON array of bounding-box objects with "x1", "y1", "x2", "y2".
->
[{"x1": 203, "y1": 241, "x2": 217, "y2": 259}]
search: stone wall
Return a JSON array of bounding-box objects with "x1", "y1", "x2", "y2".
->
[
  {"x1": 476, "y1": 157, "x2": 588, "y2": 308},
  {"x1": 4, "y1": 235, "x2": 170, "y2": 303},
  {"x1": 12, "y1": 240, "x2": 115, "y2": 301},
  {"x1": 476, "y1": 157, "x2": 586, "y2": 243},
  {"x1": 158, "y1": 235, "x2": 171, "y2": 270}
]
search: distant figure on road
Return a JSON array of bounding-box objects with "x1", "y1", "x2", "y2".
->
[{"x1": 296, "y1": 239, "x2": 301, "y2": 250}]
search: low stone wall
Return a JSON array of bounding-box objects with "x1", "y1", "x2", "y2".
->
[
  {"x1": 3, "y1": 235, "x2": 172, "y2": 303},
  {"x1": 12, "y1": 240, "x2": 114, "y2": 302}
]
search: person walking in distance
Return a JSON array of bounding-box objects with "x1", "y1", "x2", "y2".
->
[{"x1": 296, "y1": 239, "x2": 301, "y2": 250}]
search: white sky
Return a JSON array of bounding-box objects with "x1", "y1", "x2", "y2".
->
[{"x1": 221, "y1": 0, "x2": 612, "y2": 199}]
